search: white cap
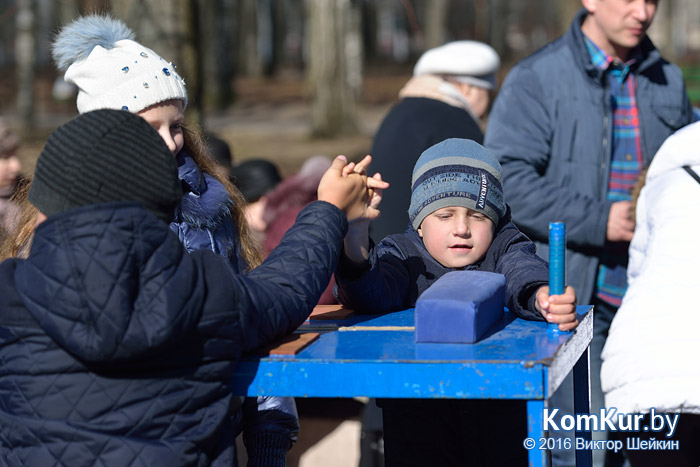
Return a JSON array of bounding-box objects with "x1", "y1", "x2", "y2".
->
[
  {"x1": 413, "y1": 40, "x2": 500, "y2": 90},
  {"x1": 52, "y1": 15, "x2": 187, "y2": 115}
]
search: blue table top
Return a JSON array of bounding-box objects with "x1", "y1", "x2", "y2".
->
[{"x1": 232, "y1": 305, "x2": 593, "y2": 400}]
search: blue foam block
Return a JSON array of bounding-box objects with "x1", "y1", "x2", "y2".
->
[{"x1": 415, "y1": 271, "x2": 506, "y2": 344}]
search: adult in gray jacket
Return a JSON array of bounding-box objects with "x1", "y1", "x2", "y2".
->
[{"x1": 485, "y1": 2, "x2": 693, "y2": 466}]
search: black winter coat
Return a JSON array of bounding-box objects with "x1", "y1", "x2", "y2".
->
[
  {"x1": 336, "y1": 207, "x2": 548, "y2": 321},
  {"x1": 369, "y1": 97, "x2": 484, "y2": 243},
  {"x1": 0, "y1": 201, "x2": 346, "y2": 467}
]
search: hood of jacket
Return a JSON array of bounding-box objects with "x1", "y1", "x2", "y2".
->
[{"x1": 14, "y1": 203, "x2": 205, "y2": 363}]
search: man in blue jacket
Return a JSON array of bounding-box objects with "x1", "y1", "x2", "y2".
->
[
  {"x1": 0, "y1": 109, "x2": 385, "y2": 467},
  {"x1": 485, "y1": 2, "x2": 693, "y2": 465}
]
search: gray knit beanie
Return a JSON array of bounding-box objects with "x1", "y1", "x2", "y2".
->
[
  {"x1": 29, "y1": 109, "x2": 181, "y2": 222},
  {"x1": 408, "y1": 138, "x2": 506, "y2": 229}
]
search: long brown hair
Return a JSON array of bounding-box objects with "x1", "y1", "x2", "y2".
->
[
  {"x1": 182, "y1": 124, "x2": 263, "y2": 268},
  {"x1": 0, "y1": 179, "x2": 36, "y2": 260},
  {"x1": 0, "y1": 127, "x2": 264, "y2": 269},
  {"x1": 630, "y1": 167, "x2": 648, "y2": 226}
]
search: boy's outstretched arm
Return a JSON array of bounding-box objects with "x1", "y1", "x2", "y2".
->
[{"x1": 535, "y1": 285, "x2": 578, "y2": 331}]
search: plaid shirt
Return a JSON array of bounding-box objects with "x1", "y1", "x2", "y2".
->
[{"x1": 584, "y1": 36, "x2": 644, "y2": 307}]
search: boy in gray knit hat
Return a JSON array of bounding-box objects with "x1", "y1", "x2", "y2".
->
[{"x1": 335, "y1": 138, "x2": 577, "y2": 466}]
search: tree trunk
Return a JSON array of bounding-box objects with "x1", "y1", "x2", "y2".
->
[
  {"x1": 423, "y1": 0, "x2": 448, "y2": 49},
  {"x1": 488, "y1": 0, "x2": 509, "y2": 61},
  {"x1": 238, "y1": 0, "x2": 261, "y2": 77},
  {"x1": 306, "y1": 0, "x2": 361, "y2": 138},
  {"x1": 199, "y1": 0, "x2": 236, "y2": 110},
  {"x1": 16, "y1": 0, "x2": 36, "y2": 133},
  {"x1": 556, "y1": 0, "x2": 580, "y2": 37},
  {"x1": 179, "y1": 0, "x2": 202, "y2": 124}
]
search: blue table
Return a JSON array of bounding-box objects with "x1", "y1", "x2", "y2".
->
[{"x1": 233, "y1": 305, "x2": 593, "y2": 466}]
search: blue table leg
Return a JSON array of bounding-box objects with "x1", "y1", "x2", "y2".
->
[
  {"x1": 527, "y1": 399, "x2": 547, "y2": 467},
  {"x1": 573, "y1": 346, "x2": 592, "y2": 467}
]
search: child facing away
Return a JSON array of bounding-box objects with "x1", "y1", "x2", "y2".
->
[
  {"x1": 0, "y1": 109, "x2": 386, "y2": 466},
  {"x1": 335, "y1": 138, "x2": 578, "y2": 466},
  {"x1": 0, "y1": 14, "x2": 301, "y2": 466}
]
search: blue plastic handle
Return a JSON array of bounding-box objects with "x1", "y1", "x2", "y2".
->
[
  {"x1": 549, "y1": 222, "x2": 566, "y2": 295},
  {"x1": 548, "y1": 222, "x2": 566, "y2": 332}
]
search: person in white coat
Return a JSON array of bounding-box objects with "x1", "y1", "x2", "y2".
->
[{"x1": 601, "y1": 121, "x2": 700, "y2": 466}]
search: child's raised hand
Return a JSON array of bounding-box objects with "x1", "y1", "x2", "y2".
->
[
  {"x1": 342, "y1": 155, "x2": 388, "y2": 224},
  {"x1": 317, "y1": 155, "x2": 389, "y2": 223},
  {"x1": 536, "y1": 285, "x2": 578, "y2": 331}
]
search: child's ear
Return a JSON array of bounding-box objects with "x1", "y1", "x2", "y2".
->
[{"x1": 417, "y1": 227, "x2": 423, "y2": 238}]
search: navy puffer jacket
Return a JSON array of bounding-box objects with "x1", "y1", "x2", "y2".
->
[
  {"x1": 171, "y1": 152, "x2": 246, "y2": 272},
  {"x1": 335, "y1": 207, "x2": 549, "y2": 320},
  {"x1": 0, "y1": 200, "x2": 346, "y2": 466}
]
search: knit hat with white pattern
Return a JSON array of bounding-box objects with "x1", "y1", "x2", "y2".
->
[
  {"x1": 51, "y1": 15, "x2": 187, "y2": 114},
  {"x1": 408, "y1": 138, "x2": 506, "y2": 229}
]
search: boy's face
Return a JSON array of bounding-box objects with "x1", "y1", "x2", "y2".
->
[{"x1": 418, "y1": 206, "x2": 495, "y2": 269}]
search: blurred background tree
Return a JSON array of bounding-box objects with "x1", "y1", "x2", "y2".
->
[{"x1": 1, "y1": 0, "x2": 699, "y2": 144}]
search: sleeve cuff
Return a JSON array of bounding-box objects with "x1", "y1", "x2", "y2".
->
[{"x1": 243, "y1": 432, "x2": 293, "y2": 467}]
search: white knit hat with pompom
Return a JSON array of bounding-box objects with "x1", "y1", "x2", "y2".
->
[{"x1": 52, "y1": 15, "x2": 187, "y2": 114}]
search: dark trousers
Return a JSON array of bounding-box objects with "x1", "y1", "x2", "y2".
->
[{"x1": 380, "y1": 399, "x2": 528, "y2": 467}]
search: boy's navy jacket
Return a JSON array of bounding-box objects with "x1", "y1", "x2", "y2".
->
[
  {"x1": 335, "y1": 207, "x2": 548, "y2": 321},
  {"x1": 0, "y1": 201, "x2": 346, "y2": 466}
]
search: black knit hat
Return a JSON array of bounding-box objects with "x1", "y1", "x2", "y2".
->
[{"x1": 29, "y1": 109, "x2": 181, "y2": 222}]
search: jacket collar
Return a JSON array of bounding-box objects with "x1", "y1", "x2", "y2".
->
[
  {"x1": 175, "y1": 151, "x2": 233, "y2": 229},
  {"x1": 176, "y1": 151, "x2": 206, "y2": 195},
  {"x1": 402, "y1": 205, "x2": 516, "y2": 272}
]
